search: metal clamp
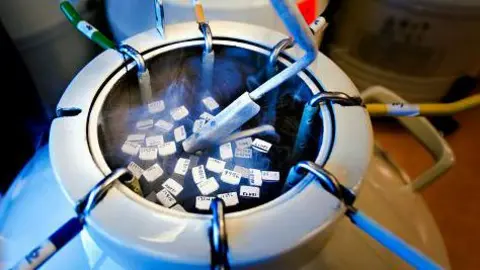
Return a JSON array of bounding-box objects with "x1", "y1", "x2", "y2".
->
[
  {"x1": 246, "y1": 37, "x2": 293, "y2": 90},
  {"x1": 308, "y1": 92, "x2": 363, "y2": 107},
  {"x1": 267, "y1": 37, "x2": 294, "y2": 76},
  {"x1": 199, "y1": 22, "x2": 213, "y2": 54},
  {"x1": 210, "y1": 198, "x2": 230, "y2": 270},
  {"x1": 292, "y1": 161, "x2": 356, "y2": 206},
  {"x1": 118, "y1": 44, "x2": 147, "y2": 75},
  {"x1": 154, "y1": 0, "x2": 165, "y2": 38},
  {"x1": 76, "y1": 168, "x2": 131, "y2": 219},
  {"x1": 291, "y1": 161, "x2": 443, "y2": 269}
]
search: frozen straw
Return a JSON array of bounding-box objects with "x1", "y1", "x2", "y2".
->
[
  {"x1": 183, "y1": 0, "x2": 319, "y2": 153},
  {"x1": 60, "y1": 1, "x2": 153, "y2": 104}
]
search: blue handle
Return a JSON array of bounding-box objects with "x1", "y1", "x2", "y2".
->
[
  {"x1": 10, "y1": 217, "x2": 84, "y2": 270},
  {"x1": 348, "y1": 210, "x2": 442, "y2": 270}
]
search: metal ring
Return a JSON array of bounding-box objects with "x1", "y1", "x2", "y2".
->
[
  {"x1": 308, "y1": 91, "x2": 363, "y2": 107},
  {"x1": 118, "y1": 44, "x2": 147, "y2": 74},
  {"x1": 293, "y1": 161, "x2": 344, "y2": 200},
  {"x1": 267, "y1": 37, "x2": 294, "y2": 76},
  {"x1": 210, "y1": 198, "x2": 229, "y2": 269},
  {"x1": 199, "y1": 23, "x2": 213, "y2": 54},
  {"x1": 77, "y1": 168, "x2": 130, "y2": 218}
]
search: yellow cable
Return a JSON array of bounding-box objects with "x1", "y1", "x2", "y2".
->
[{"x1": 366, "y1": 94, "x2": 480, "y2": 116}]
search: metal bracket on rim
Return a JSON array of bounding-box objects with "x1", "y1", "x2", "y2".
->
[
  {"x1": 291, "y1": 161, "x2": 356, "y2": 207},
  {"x1": 210, "y1": 198, "x2": 230, "y2": 270},
  {"x1": 117, "y1": 44, "x2": 147, "y2": 75},
  {"x1": 267, "y1": 37, "x2": 294, "y2": 76},
  {"x1": 199, "y1": 22, "x2": 213, "y2": 54},
  {"x1": 76, "y1": 168, "x2": 131, "y2": 218},
  {"x1": 290, "y1": 161, "x2": 442, "y2": 269},
  {"x1": 309, "y1": 91, "x2": 364, "y2": 108}
]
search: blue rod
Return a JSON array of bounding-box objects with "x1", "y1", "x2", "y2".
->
[{"x1": 347, "y1": 210, "x2": 442, "y2": 270}]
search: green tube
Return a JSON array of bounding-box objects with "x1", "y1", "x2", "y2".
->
[
  {"x1": 290, "y1": 103, "x2": 319, "y2": 163},
  {"x1": 60, "y1": 1, "x2": 115, "y2": 50}
]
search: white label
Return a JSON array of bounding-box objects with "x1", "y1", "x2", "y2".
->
[
  {"x1": 157, "y1": 141, "x2": 177, "y2": 156},
  {"x1": 145, "y1": 135, "x2": 164, "y2": 147},
  {"x1": 386, "y1": 103, "x2": 420, "y2": 116},
  {"x1": 217, "y1": 192, "x2": 239, "y2": 207},
  {"x1": 235, "y1": 137, "x2": 253, "y2": 149},
  {"x1": 205, "y1": 158, "x2": 226, "y2": 173},
  {"x1": 139, "y1": 147, "x2": 158, "y2": 161},
  {"x1": 162, "y1": 178, "x2": 184, "y2": 196},
  {"x1": 136, "y1": 119, "x2": 153, "y2": 130},
  {"x1": 171, "y1": 204, "x2": 186, "y2": 212},
  {"x1": 310, "y1": 16, "x2": 327, "y2": 33},
  {"x1": 199, "y1": 112, "x2": 214, "y2": 122},
  {"x1": 174, "y1": 158, "x2": 190, "y2": 176},
  {"x1": 261, "y1": 171, "x2": 280, "y2": 181},
  {"x1": 127, "y1": 162, "x2": 144, "y2": 179},
  {"x1": 235, "y1": 148, "x2": 252, "y2": 159},
  {"x1": 16, "y1": 240, "x2": 57, "y2": 270},
  {"x1": 148, "y1": 100, "x2": 165, "y2": 114},
  {"x1": 233, "y1": 166, "x2": 250, "y2": 178},
  {"x1": 154, "y1": 120, "x2": 174, "y2": 132},
  {"x1": 143, "y1": 163, "x2": 164, "y2": 182},
  {"x1": 197, "y1": 177, "x2": 220, "y2": 195},
  {"x1": 195, "y1": 196, "x2": 214, "y2": 210},
  {"x1": 121, "y1": 141, "x2": 140, "y2": 155},
  {"x1": 220, "y1": 169, "x2": 242, "y2": 185},
  {"x1": 127, "y1": 133, "x2": 146, "y2": 142},
  {"x1": 192, "y1": 119, "x2": 206, "y2": 133},
  {"x1": 77, "y1": 21, "x2": 97, "y2": 38},
  {"x1": 252, "y1": 138, "x2": 272, "y2": 153},
  {"x1": 240, "y1": 185, "x2": 260, "y2": 198},
  {"x1": 202, "y1": 97, "x2": 219, "y2": 111},
  {"x1": 219, "y1": 143, "x2": 233, "y2": 160},
  {"x1": 192, "y1": 165, "x2": 207, "y2": 184},
  {"x1": 174, "y1": 126, "x2": 187, "y2": 142},
  {"x1": 156, "y1": 189, "x2": 176, "y2": 207},
  {"x1": 170, "y1": 106, "x2": 189, "y2": 121},
  {"x1": 248, "y1": 169, "x2": 262, "y2": 186}
]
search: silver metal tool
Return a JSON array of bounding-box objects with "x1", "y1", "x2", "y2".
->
[
  {"x1": 183, "y1": 0, "x2": 318, "y2": 153},
  {"x1": 220, "y1": 124, "x2": 279, "y2": 144}
]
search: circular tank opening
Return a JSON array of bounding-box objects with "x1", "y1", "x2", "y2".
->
[{"x1": 91, "y1": 42, "x2": 326, "y2": 214}]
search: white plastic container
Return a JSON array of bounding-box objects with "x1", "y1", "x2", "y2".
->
[
  {"x1": 0, "y1": 0, "x2": 101, "y2": 117},
  {"x1": 0, "y1": 20, "x2": 452, "y2": 269},
  {"x1": 328, "y1": 0, "x2": 480, "y2": 102},
  {"x1": 105, "y1": 0, "x2": 328, "y2": 42}
]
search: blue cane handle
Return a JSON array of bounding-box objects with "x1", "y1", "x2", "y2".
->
[
  {"x1": 347, "y1": 210, "x2": 442, "y2": 270},
  {"x1": 10, "y1": 217, "x2": 84, "y2": 270}
]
